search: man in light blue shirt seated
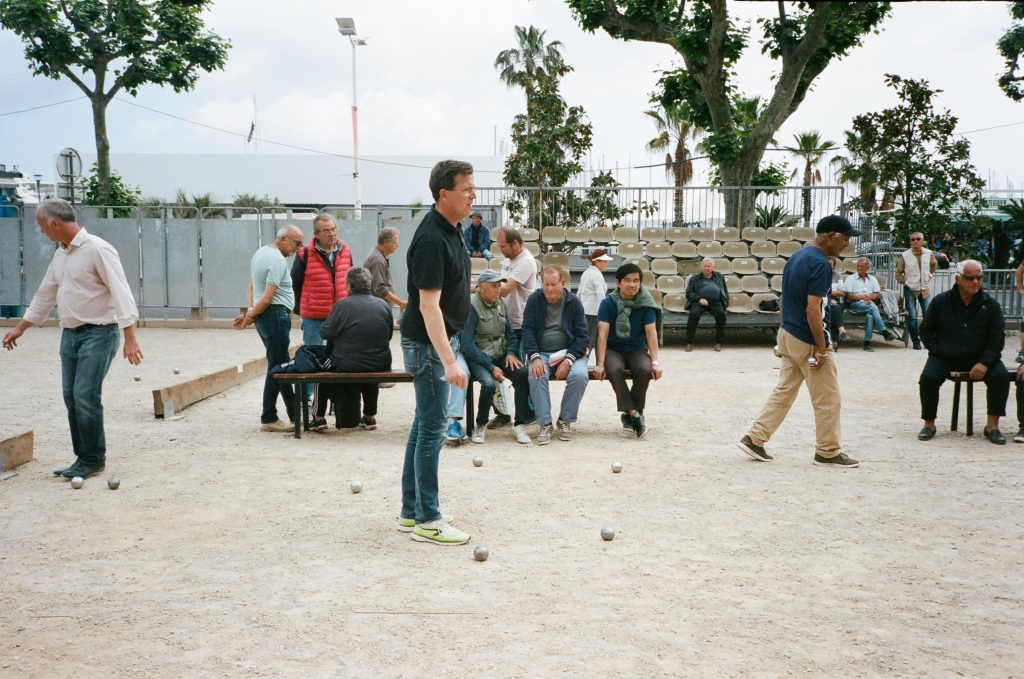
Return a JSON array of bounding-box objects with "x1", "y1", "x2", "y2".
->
[{"x1": 844, "y1": 257, "x2": 898, "y2": 351}]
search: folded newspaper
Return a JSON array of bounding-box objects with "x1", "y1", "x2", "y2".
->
[{"x1": 548, "y1": 349, "x2": 568, "y2": 366}]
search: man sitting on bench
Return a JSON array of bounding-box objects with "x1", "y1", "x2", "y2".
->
[
  {"x1": 917, "y1": 259, "x2": 1008, "y2": 444},
  {"x1": 312, "y1": 267, "x2": 394, "y2": 431},
  {"x1": 844, "y1": 257, "x2": 898, "y2": 351}
]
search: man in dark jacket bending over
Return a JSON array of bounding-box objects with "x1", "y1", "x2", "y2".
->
[
  {"x1": 522, "y1": 266, "x2": 590, "y2": 445},
  {"x1": 918, "y1": 259, "x2": 1009, "y2": 445}
]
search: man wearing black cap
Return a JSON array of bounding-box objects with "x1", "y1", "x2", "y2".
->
[
  {"x1": 738, "y1": 214, "x2": 862, "y2": 468},
  {"x1": 463, "y1": 211, "x2": 492, "y2": 261}
]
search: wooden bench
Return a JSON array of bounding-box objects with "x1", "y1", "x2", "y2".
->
[{"x1": 274, "y1": 365, "x2": 632, "y2": 439}]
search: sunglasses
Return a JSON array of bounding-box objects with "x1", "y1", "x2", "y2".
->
[{"x1": 960, "y1": 274, "x2": 982, "y2": 281}]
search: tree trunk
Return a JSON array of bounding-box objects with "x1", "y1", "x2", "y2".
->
[
  {"x1": 802, "y1": 164, "x2": 813, "y2": 228},
  {"x1": 672, "y1": 154, "x2": 686, "y2": 227},
  {"x1": 720, "y1": 158, "x2": 760, "y2": 230},
  {"x1": 91, "y1": 96, "x2": 112, "y2": 205}
]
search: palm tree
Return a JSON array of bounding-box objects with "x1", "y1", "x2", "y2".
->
[
  {"x1": 830, "y1": 130, "x2": 881, "y2": 213},
  {"x1": 785, "y1": 131, "x2": 838, "y2": 227},
  {"x1": 494, "y1": 25, "x2": 571, "y2": 138},
  {"x1": 644, "y1": 106, "x2": 702, "y2": 227}
]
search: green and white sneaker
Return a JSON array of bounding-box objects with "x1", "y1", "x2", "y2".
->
[
  {"x1": 397, "y1": 513, "x2": 454, "y2": 533},
  {"x1": 411, "y1": 519, "x2": 471, "y2": 545}
]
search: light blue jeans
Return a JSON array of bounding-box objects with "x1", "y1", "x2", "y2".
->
[
  {"x1": 301, "y1": 318, "x2": 325, "y2": 400},
  {"x1": 60, "y1": 325, "x2": 119, "y2": 465},
  {"x1": 847, "y1": 300, "x2": 886, "y2": 342},
  {"x1": 528, "y1": 353, "x2": 589, "y2": 426},
  {"x1": 400, "y1": 336, "x2": 456, "y2": 524},
  {"x1": 902, "y1": 287, "x2": 930, "y2": 344},
  {"x1": 445, "y1": 352, "x2": 472, "y2": 419}
]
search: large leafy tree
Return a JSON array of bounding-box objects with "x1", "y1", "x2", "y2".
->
[
  {"x1": 0, "y1": 0, "x2": 230, "y2": 204},
  {"x1": 830, "y1": 130, "x2": 882, "y2": 213},
  {"x1": 495, "y1": 25, "x2": 593, "y2": 228},
  {"x1": 844, "y1": 74, "x2": 984, "y2": 243},
  {"x1": 997, "y1": 1, "x2": 1024, "y2": 101},
  {"x1": 784, "y1": 131, "x2": 837, "y2": 227},
  {"x1": 644, "y1": 106, "x2": 701, "y2": 226},
  {"x1": 565, "y1": 0, "x2": 890, "y2": 228}
]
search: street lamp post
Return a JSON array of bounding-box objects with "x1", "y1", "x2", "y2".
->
[
  {"x1": 33, "y1": 174, "x2": 42, "y2": 203},
  {"x1": 336, "y1": 17, "x2": 366, "y2": 220}
]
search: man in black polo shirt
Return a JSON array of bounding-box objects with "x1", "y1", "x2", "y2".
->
[{"x1": 397, "y1": 159, "x2": 474, "y2": 546}]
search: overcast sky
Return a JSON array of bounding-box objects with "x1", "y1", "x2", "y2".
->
[{"x1": 1, "y1": 1, "x2": 1021, "y2": 194}]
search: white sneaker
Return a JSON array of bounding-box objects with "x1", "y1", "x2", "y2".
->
[
  {"x1": 471, "y1": 427, "x2": 485, "y2": 444},
  {"x1": 512, "y1": 424, "x2": 531, "y2": 444},
  {"x1": 411, "y1": 519, "x2": 471, "y2": 545},
  {"x1": 536, "y1": 423, "x2": 553, "y2": 445}
]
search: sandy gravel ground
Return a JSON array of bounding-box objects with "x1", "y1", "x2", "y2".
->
[{"x1": 1, "y1": 326, "x2": 1022, "y2": 678}]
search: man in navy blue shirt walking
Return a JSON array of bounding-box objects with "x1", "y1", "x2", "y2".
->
[{"x1": 737, "y1": 215, "x2": 862, "y2": 468}]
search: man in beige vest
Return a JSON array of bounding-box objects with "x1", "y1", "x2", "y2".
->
[{"x1": 895, "y1": 231, "x2": 937, "y2": 350}]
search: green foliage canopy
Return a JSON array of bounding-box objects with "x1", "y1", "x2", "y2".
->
[{"x1": 997, "y1": 1, "x2": 1024, "y2": 101}]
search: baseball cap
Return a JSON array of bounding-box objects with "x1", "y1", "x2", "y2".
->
[
  {"x1": 477, "y1": 270, "x2": 507, "y2": 284},
  {"x1": 470, "y1": 211, "x2": 482, "y2": 218},
  {"x1": 588, "y1": 248, "x2": 613, "y2": 262},
  {"x1": 815, "y1": 215, "x2": 862, "y2": 237}
]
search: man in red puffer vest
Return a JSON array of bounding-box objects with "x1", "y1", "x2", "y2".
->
[{"x1": 291, "y1": 213, "x2": 353, "y2": 360}]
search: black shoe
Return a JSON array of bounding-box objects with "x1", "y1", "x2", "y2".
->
[
  {"x1": 309, "y1": 417, "x2": 328, "y2": 432},
  {"x1": 883, "y1": 328, "x2": 898, "y2": 342},
  {"x1": 61, "y1": 460, "x2": 105, "y2": 479},
  {"x1": 486, "y1": 414, "x2": 511, "y2": 430},
  {"x1": 917, "y1": 426, "x2": 936, "y2": 441},
  {"x1": 630, "y1": 413, "x2": 647, "y2": 439},
  {"x1": 620, "y1": 412, "x2": 632, "y2": 431},
  {"x1": 983, "y1": 428, "x2": 1007, "y2": 445},
  {"x1": 813, "y1": 452, "x2": 859, "y2": 468},
  {"x1": 913, "y1": 341, "x2": 922, "y2": 350},
  {"x1": 54, "y1": 458, "x2": 79, "y2": 476},
  {"x1": 359, "y1": 415, "x2": 377, "y2": 431},
  {"x1": 863, "y1": 343, "x2": 873, "y2": 352},
  {"x1": 737, "y1": 435, "x2": 772, "y2": 461}
]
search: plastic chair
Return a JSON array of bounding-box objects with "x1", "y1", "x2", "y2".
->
[
  {"x1": 697, "y1": 241, "x2": 724, "y2": 258},
  {"x1": 618, "y1": 242, "x2": 646, "y2": 259},
  {"x1": 641, "y1": 227, "x2": 665, "y2": 242},
  {"x1": 731, "y1": 258, "x2": 760, "y2": 275},
  {"x1": 590, "y1": 226, "x2": 615, "y2": 243},
  {"x1": 740, "y1": 275, "x2": 770, "y2": 293},
  {"x1": 776, "y1": 241, "x2": 802, "y2": 258},
  {"x1": 715, "y1": 226, "x2": 741, "y2": 242},
  {"x1": 647, "y1": 241, "x2": 672, "y2": 259},
  {"x1": 565, "y1": 227, "x2": 590, "y2": 244},
  {"x1": 613, "y1": 226, "x2": 639, "y2": 243},
  {"x1": 791, "y1": 226, "x2": 816, "y2": 241},
  {"x1": 677, "y1": 259, "x2": 702, "y2": 275},
  {"x1": 766, "y1": 226, "x2": 793, "y2": 242},
  {"x1": 661, "y1": 292, "x2": 688, "y2": 313},
  {"x1": 724, "y1": 275, "x2": 742, "y2": 292},
  {"x1": 760, "y1": 257, "x2": 787, "y2": 276},
  {"x1": 723, "y1": 241, "x2": 749, "y2": 258},
  {"x1": 651, "y1": 258, "x2": 679, "y2": 276},
  {"x1": 741, "y1": 227, "x2": 767, "y2": 242},
  {"x1": 727, "y1": 293, "x2": 753, "y2": 313},
  {"x1": 751, "y1": 241, "x2": 777, "y2": 258},
  {"x1": 691, "y1": 226, "x2": 715, "y2": 242},
  {"x1": 542, "y1": 226, "x2": 566, "y2": 244},
  {"x1": 656, "y1": 275, "x2": 686, "y2": 293},
  {"x1": 671, "y1": 241, "x2": 698, "y2": 258},
  {"x1": 664, "y1": 226, "x2": 691, "y2": 242},
  {"x1": 750, "y1": 292, "x2": 780, "y2": 314},
  {"x1": 520, "y1": 227, "x2": 540, "y2": 242},
  {"x1": 712, "y1": 258, "x2": 733, "y2": 274}
]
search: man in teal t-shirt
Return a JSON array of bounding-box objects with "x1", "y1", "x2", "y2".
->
[{"x1": 233, "y1": 225, "x2": 304, "y2": 431}]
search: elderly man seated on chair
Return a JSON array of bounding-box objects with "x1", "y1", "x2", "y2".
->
[
  {"x1": 917, "y1": 259, "x2": 1009, "y2": 445},
  {"x1": 844, "y1": 257, "x2": 898, "y2": 351}
]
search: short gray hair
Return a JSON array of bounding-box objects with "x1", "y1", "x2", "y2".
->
[
  {"x1": 956, "y1": 259, "x2": 982, "y2": 275},
  {"x1": 37, "y1": 198, "x2": 75, "y2": 223},
  {"x1": 346, "y1": 266, "x2": 372, "y2": 294},
  {"x1": 856, "y1": 257, "x2": 871, "y2": 267},
  {"x1": 378, "y1": 227, "x2": 398, "y2": 245},
  {"x1": 701, "y1": 257, "x2": 714, "y2": 266},
  {"x1": 276, "y1": 224, "x2": 302, "y2": 239},
  {"x1": 313, "y1": 214, "x2": 336, "y2": 233}
]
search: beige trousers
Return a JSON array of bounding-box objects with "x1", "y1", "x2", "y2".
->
[{"x1": 747, "y1": 328, "x2": 842, "y2": 458}]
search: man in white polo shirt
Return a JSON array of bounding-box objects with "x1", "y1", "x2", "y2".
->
[
  {"x1": 3, "y1": 199, "x2": 143, "y2": 480},
  {"x1": 845, "y1": 257, "x2": 898, "y2": 351}
]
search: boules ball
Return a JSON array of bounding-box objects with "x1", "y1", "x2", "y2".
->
[
  {"x1": 133, "y1": 375, "x2": 141, "y2": 382},
  {"x1": 600, "y1": 526, "x2": 616, "y2": 541},
  {"x1": 70, "y1": 476, "x2": 84, "y2": 489},
  {"x1": 472, "y1": 456, "x2": 483, "y2": 468},
  {"x1": 173, "y1": 368, "x2": 180, "y2": 375},
  {"x1": 107, "y1": 476, "x2": 120, "y2": 490},
  {"x1": 611, "y1": 461, "x2": 623, "y2": 473},
  {"x1": 473, "y1": 545, "x2": 489, "y2": 562},
  {"x1": 350, "y1": 481, "x2": 362, "y2": 494}
]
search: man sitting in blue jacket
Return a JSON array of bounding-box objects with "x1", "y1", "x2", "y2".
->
[
  {"x1": 522, "y1": 266, "x2": 590, "y2": 445},
  {"x1": 463, "y1": 212, "x2": 492, "y2": 261}
]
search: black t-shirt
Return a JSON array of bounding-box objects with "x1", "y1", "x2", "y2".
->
[{"x1": 400, "y1": 206, "x2": 470, "y2": 343}]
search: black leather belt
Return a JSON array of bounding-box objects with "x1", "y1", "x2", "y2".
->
[{"x1": 70, "y1": 323, "x2": 116, "y2": 332}]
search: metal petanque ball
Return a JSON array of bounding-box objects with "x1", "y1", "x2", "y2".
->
[
  {"x1": 611, "y1": 461, "x2": 623, "y2": 473},
  {"x1": 600, "y1": 526, "x2": 616, "y2": 541},
  {"x1": 472, "y1": 456, "x2": 483, "y2": 468},
  {"x1": 173, "y1": 368, "x2": 180, "y2": 375},
  {"x1": 133, "y1": 375, "x2": 141, "y2": 382},
  {"x1": 350, "y1": 481, "x2": 362, "y2": 494},
  {"x1": 473, "y1": 545, "x2": 489, "y2": 562},
  {"x1": 70, "y1": 476, "x2": 84, "y2": 489},
  {"x1": 107, "y1": 476, "x2": 120, "y2": 490}
]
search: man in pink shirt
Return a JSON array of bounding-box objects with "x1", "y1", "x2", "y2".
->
[{"x1": 3, "y1": 199, "x2": 143, "y2": 480}]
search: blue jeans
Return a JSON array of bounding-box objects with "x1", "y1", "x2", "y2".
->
[
  {"x1": 446, "y1": 353, "x2": 530, "y2": 425},
  {"x1": 528, "y1": 353, "x2": 589, "y2": 425},
  {"x1": 847, "y1": 300, "x2": 886, "y2": 341},
  {"x1": 255, "y1": 305, "x2": 296, "y2": 424},
  {"x1": 60, "y1": 325, "x2": 119, "y2": 465},
  {"x1": 902, "y1": 287, "x2": 930, "y2": 343},
  {"x1": 400, "y1": 336, "x2": 453, "y2": 523},
  {"x1": 300, "y1": 317, "x2": 325, "y2": 399}
]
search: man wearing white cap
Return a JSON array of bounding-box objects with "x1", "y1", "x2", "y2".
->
[{"x1": 577, "y1": 248, "x2": 613, "y2": 353}]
